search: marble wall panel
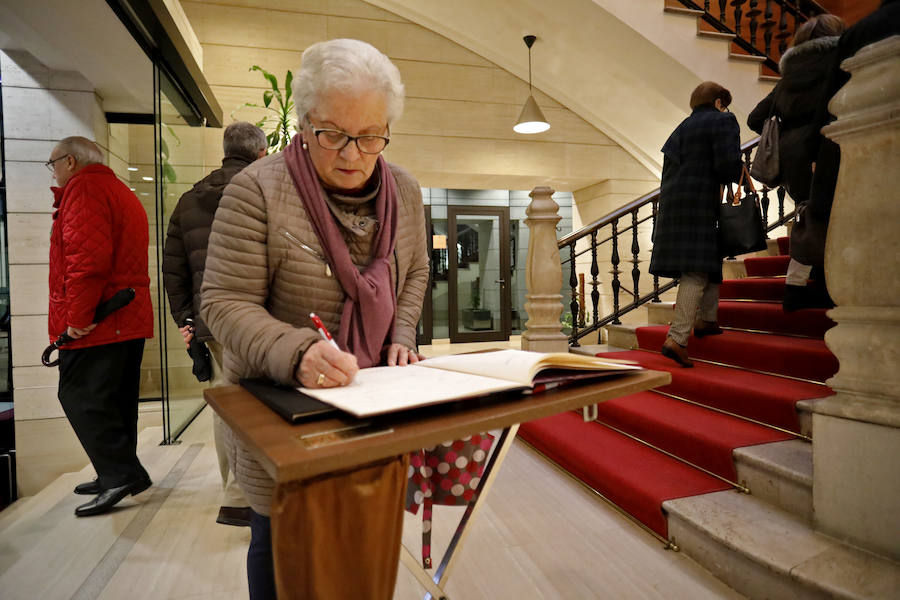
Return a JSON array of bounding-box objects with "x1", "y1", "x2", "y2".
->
[
  {"x1": 9, "y1": 264, "x2": 49, "y2": 317},
  {"x1": 5, "y1": 162, "x2": 55, "y2": 213},
  {"x1": 6, "y1": 213, "x2": 53, "y2": 265}
]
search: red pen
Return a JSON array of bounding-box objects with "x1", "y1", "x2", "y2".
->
[{"x1": 309, "y1": 313, "x2": 340, "y2": 350}]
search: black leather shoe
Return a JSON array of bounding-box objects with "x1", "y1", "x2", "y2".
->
[
  {"x1": 74, "y1": 477, "x2": 152, "y2": 517},
  {"x1": 74, "y1": 479, "x2": 102, "y2": 495},
  {"x1": 216, "y1": 506, "x2": 252, "y2": 527}
]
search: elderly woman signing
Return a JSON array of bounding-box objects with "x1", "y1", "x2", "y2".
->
[{"x1": 201, "y1": 39, "x2": 428, "y2": 598}]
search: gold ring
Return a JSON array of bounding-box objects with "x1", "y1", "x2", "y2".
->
[{"x1": 317, "y1": 373, "x2": 326, "y2": 386}]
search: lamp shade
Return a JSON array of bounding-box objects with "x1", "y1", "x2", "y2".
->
[{"x1": 514, "y1": 95, "x2": 550, "y2": 134}]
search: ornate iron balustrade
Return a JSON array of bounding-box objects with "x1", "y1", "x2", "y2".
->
[
  {"x1": 676, "y1": 0, "x2": 826, "y2": 74},
  {"x1": 559, "y1": 137, "x2": 794, "y2": 346}
]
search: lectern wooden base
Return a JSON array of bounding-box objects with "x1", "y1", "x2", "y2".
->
[{"x1": 271, "y1": 455, "x2": 409, "y2": 599}]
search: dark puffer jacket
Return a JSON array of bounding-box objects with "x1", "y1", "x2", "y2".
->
[
  {"x1": 162, "y1": 156, "x2": 253, "y2": 341},
  {"x1": 748, "y1": 36, "x2": 840, "y2": 203}
]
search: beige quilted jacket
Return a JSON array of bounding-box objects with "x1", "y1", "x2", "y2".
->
[{"x1": 200, "y1": 152, "x2": 428, "y2": 514}]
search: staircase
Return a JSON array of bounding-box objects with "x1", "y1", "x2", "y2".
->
[{"x1": 519, "y1": 239, "x2": 900, "y2": 597}]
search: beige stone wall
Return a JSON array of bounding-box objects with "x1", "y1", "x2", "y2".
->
[
  {"x1": 180, "y1": 0, "x2": 657, "y2": 193},
  {"x1": 1, "y1": 50, "x2": 109, "y2": 421}
]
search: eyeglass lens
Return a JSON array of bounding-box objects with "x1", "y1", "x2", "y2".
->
[{"x1": 315, "y1": 130, "x2": 387, "y2": 154}]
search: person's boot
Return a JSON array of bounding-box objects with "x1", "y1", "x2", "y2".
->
[{"x1": 661, "y1": 338, "x2": 693, "y2": 368}]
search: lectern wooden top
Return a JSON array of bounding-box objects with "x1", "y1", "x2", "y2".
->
[{"x1": 204, "y1": 369, "x2": 670, "y2": 483}]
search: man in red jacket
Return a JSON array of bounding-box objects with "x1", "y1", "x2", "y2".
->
[{"x1": 47, "y1": 136, "x2": 154, "y2": 517}]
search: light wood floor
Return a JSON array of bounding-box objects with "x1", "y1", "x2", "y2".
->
[{"x1": 1, "y1": 338, "x2": 745, "y2": 599}]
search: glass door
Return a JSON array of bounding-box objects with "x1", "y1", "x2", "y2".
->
[{"x1": 448, "y1": 207, "x2": 511, "y2": 343}]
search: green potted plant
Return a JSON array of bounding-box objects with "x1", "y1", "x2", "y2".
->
[
  {"x1": 461, "y1": 278, "x2": 492, "y2": 330},
  {"x1": 239, "y1": 66, "x2": 297, "y2": 152}
]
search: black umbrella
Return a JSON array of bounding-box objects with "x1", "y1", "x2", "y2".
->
[{"x1": 185, "y1": 318, "x2": 212, "y2": 382}]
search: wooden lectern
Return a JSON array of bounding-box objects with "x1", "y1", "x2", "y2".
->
[{"x1": 205, "y1": 369, "x2": 669, "y2": 599}]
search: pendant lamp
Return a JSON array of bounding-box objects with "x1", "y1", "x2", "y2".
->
[{"x1": 513, "y1": 35, "x2": 550, "y2": 134}]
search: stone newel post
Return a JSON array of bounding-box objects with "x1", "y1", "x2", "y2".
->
[
  {"x1": 522, "y1": 186, "x2": 568, "y2": 353},
  {"x1": 814, "y1": 36, "x2": 900, "y2": 560}
]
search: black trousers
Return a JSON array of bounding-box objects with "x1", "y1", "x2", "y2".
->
[
  {"x1": 248, "y1": 510, "x2": 277, "y2": 600},
  {"x1": 58, "y1": 338, "x2": 149, "y2": 489}
]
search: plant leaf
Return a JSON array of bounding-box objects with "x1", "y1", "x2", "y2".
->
[
  {"x1": 284, "y1": 70, "x2": 293, "y2": 102},
  {"x1": 250, "y1": 65, "x2": 278, "y2": 91},
  {"x1": 263, "y1": 90, "x2": 273, "y2": 108}
]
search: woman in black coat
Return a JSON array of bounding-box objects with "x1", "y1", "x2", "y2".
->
[
  {"x1": 650, "y1": 82, "x2": 742, "y2": 367},
  {"x1": 748, "y1": 14, "x2": 845, "y2": 311}
]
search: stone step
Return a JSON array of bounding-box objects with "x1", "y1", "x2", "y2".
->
[
  {"x1": 0, "y1": 426, "x2": 185, "y2": 571},
  {"x1": 605, "y1": 323, "x2": 639, "y2": 350},
  {"x1": 665, "y1": 490, "x2": 900, "y2": 600},
  {"x1": 734, "y1": 439, "x2": 812, "y2": 522},
  {"x1": 0, "y1": 425, "x2": 167, "y2": 533},
  {"x1": 647, "y1": 301, "x2": 674, "y2": 325}
]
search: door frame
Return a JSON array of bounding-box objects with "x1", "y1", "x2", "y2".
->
[{"x1": 448, "y1": 206, "x2": 511, "y2": 343}]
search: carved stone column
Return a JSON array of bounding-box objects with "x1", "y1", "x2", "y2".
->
[
  {"x1": 814, "y1": 36, "x2": 900, "y2": 560},
  {"x1": 522, "y1": 186, "x2": 568, "y2": 353}
]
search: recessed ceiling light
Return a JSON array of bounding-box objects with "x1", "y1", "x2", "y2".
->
[
  {"x1": 142, "y1": 176, "x2": 153, "y2": 181},
  {"x1": 127, "y1": 167, "x2": 139, "y2": 172}
]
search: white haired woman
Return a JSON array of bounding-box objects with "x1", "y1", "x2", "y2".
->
[{"x1": 201, "y1": 39, "x2": 429, "y2": 598}]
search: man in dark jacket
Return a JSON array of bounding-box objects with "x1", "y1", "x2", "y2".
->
[
  {"x1": 649, "y1": 82, "x2": 742, "y2": 367},
  {"x1": 162, "y1": 121, "x2": 266, "y2": 527},
  {"x1": 47, "y1": 136, "x2": 155, "y2": 516}
]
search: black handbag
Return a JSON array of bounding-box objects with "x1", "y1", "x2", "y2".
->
[
  {"x1": 719, "y1": 165, "x2": 767, "y2": 258},
  {"x1": 790, "y1": 202, "x2": 827, "y2": 267}
]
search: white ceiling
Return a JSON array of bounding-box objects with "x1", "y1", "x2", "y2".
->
[{"x1": 0, "y1": 0, "x2": 153, "y2": 113}]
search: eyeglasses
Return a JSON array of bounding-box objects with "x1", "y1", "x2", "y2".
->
[
  {"x1": 306, "y1": 117, "x2": 390, "y2": 154},
  {"x1": 44, "y1": 154, "x2": 70, "y2": 172}
]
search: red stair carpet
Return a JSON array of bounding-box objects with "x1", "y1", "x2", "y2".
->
[{"x1": 518, "y1": 238, "x2": 837, "y2": 539}]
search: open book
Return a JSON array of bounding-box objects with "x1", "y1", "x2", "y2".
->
[{"x1": 299, "y1": 349, "x2": 641, "y2": 418}]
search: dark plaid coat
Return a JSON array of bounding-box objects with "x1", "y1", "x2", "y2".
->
[{"x1": 649, "y1": 106, "x2": 742, "y2": 280}]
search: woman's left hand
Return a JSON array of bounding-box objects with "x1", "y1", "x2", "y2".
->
[{"x1": 386, "y1": 343, "x2": 424, "y2": 366}]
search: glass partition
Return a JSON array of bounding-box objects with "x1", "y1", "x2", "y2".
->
[{"x1": 154, "y1": 67, "x2": 209, "y2": 441}]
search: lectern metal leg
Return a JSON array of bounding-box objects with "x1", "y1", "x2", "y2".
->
[
  {"x1": 401, "y1": 546, "x2": 449, "y2": 599},
  {"x1": 271, "y1": 454, "x2": 409, "y2": 600}
]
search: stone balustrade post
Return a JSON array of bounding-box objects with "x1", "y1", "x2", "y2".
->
[
  {"x1": 522, "y1": 186, "x2": 568, "y2": 353},
  {"x1": 814, "y1": 36, "x2": 900, "y2": 560}
]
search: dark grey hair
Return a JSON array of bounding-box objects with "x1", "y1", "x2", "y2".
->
[
  {"x1": 292, "y1": 38, "x2": 405, "y2": 127},
  {"x1": 223, "y1": 121, "x2": 267, "y2": 160},
  {"x1": 56, "y1": 136, "x2": 104, "y2": 166}
]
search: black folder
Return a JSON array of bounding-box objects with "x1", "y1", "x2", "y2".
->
[{"x1": 239, "y1": 378, "x2": 337, "y2": 424}]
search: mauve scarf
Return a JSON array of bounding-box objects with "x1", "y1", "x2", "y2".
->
[{"x1": 283, "y1": 135, "x2": 398, "y2": 368}]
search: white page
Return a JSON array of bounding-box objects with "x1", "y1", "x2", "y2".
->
[
  {"x1": 417, "y1": 349, "x2": 639, "y2": 385},
  {"x1": 297, "y1": 365, "x2": 523, "y2": 417}
]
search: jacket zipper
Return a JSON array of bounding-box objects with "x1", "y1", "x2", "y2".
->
[{"x1": 280, "y1": 229, "x2": 332, "y2": 277}]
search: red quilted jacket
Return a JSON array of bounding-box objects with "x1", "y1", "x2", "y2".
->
[{"x1": 48, "y1": 164, "x2": 153, "y2": 349}]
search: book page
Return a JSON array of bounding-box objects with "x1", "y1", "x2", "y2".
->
[
  {"x1": 297, "y1": 365, "x2": 523, "y2": 417},
  {"x1": 417, "y1": 349, "x2": 640, "y2": 385}
]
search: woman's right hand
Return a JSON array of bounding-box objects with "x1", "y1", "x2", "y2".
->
[{"x1": 297, "y1": 340, "x2": 359, "y2": 388}]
